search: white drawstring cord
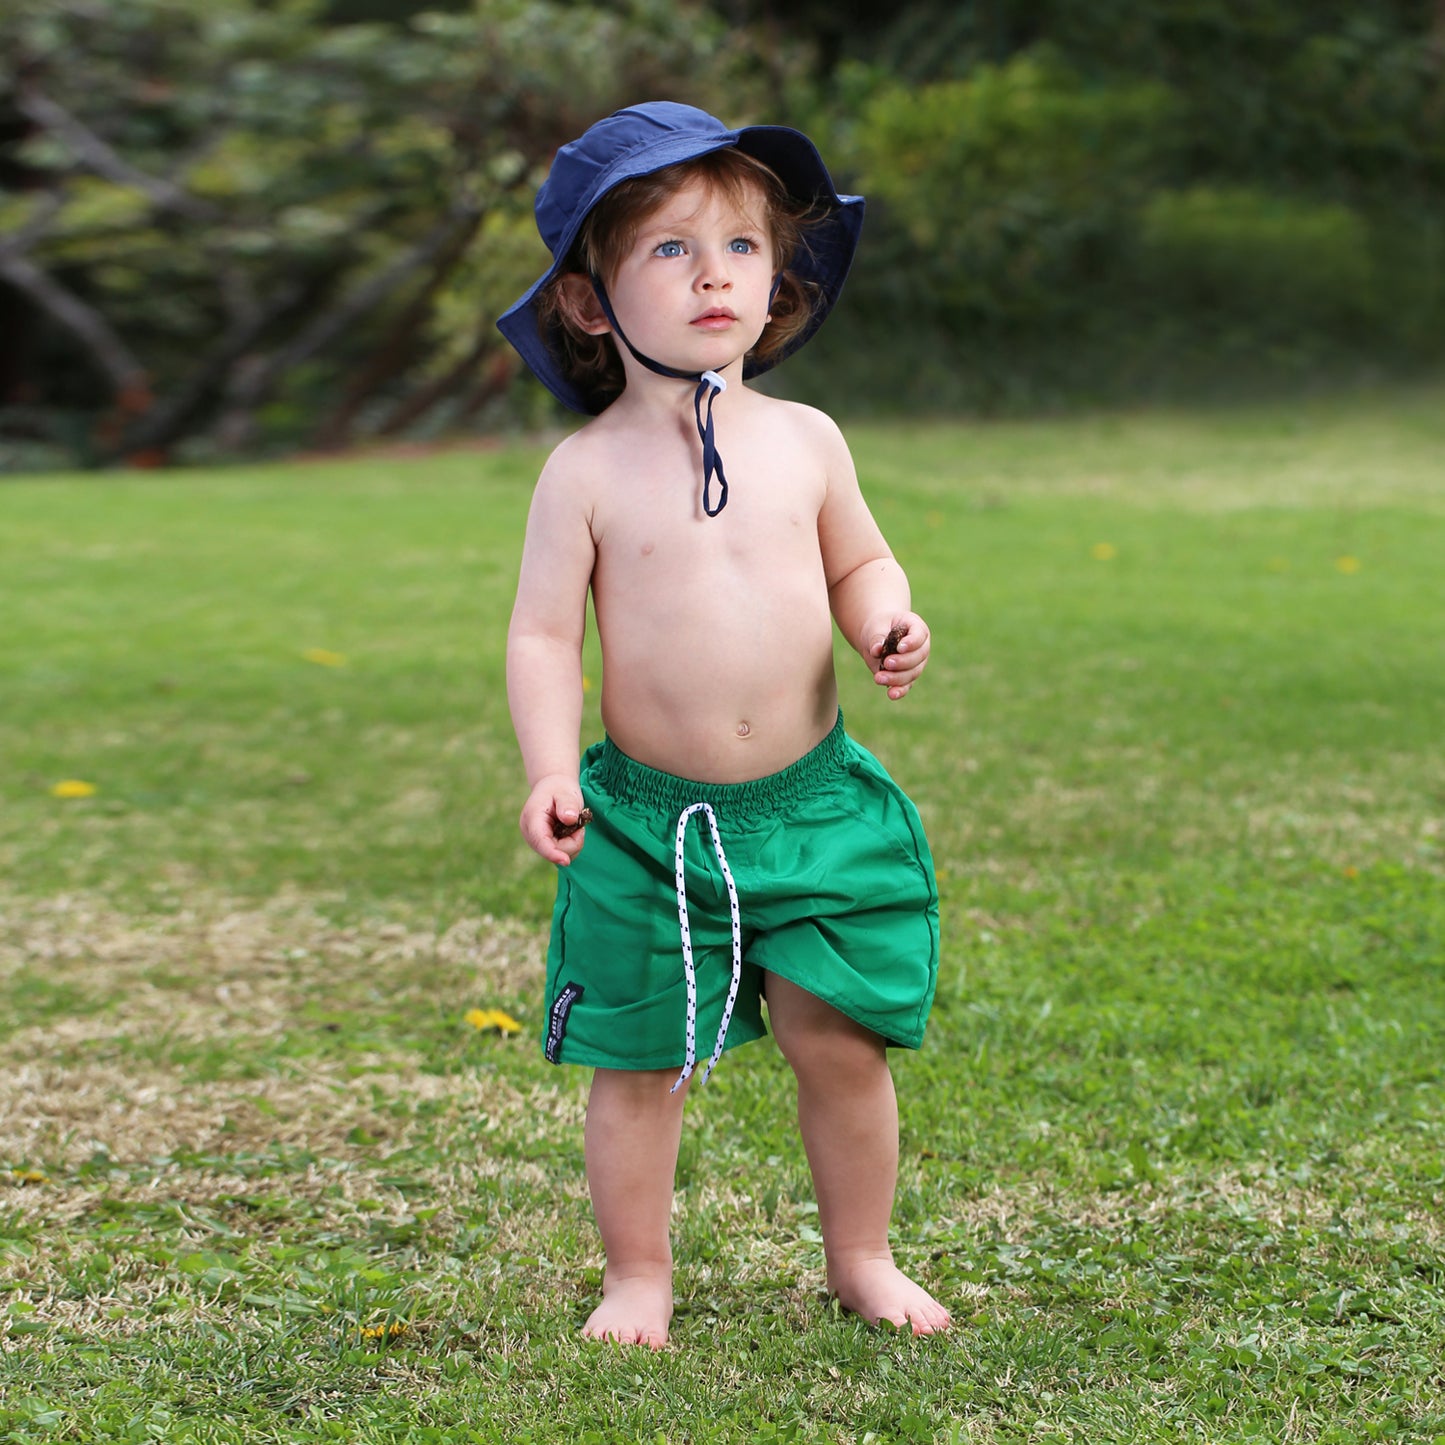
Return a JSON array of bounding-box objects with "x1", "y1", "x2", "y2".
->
[{"x1": 671, "y1": 801, "x2": 742, "y2": 1093}]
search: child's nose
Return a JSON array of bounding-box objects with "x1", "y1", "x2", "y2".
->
[{"x1": 696, "y1": 247, "x2": 733, "y2": 289}]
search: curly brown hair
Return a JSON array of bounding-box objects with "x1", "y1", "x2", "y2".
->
[{"x1": 536, "y1": 148, "x2": 824, "y2": 412}]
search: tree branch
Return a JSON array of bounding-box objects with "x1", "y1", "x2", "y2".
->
[
  {"x1": 452, "y1": 350, "x2": 516, "y2": 423},
  {"x1": 375, "y1": 333, "x2": 511, "y2": 437},
  {"x1": 15, "y1": 88, "x2": 220, "y2": 222},
  {"x1": 0, "y1": 193, "x2": 68, "y2": 263},
  {"x1": 0, "y1": 250, "x2": 147, "y2": 393},
  {"x1": 102, "y1": 280, "x2": 310, "y2": 462},
  {"x1": 311, "y1": 208, "x2": 484, "y2": 449},
  {"x1": 282, "y1": 207, "x2": 480, "y2": 370},
  {"x1": 221, "y1": 205, "x2": 481, "y2": 438}
]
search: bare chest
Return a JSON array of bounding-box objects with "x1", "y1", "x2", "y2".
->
[{"x1": 593, "y1": 435, "x2": 827, "y2": 594}]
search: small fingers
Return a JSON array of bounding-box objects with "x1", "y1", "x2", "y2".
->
[
  {"x1": 872, "y1": 618, "x2": 927, "y2": 663},
  {"x1": 875, "y1": 648, "x2": 926, "y2": 682},
  {"x1": 546, "y1": 810, "x2": 588, "y2": 865},
  {"x1": 874, "y1": 636, "x2": 928, "y2": 700},
  {"x1": 524, "y1": 820, "x2": 574, "y2": 866},
  {"x1": 544, "y1": 825, "x2": 586, "y2": 865},
  {"x1": 521, "y1": 793, "x2": 589, "y2": 865},
  {"x1": 550, "y1": 804, "x2": 590, "y2": 865},
  {"x1": 876, "y1": 649, "x2": 925, "y2": 676}
]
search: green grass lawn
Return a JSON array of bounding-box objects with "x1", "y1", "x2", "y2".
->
[{"x1": 1, "y1": 384, "x2": 1442, "y2": 1443}]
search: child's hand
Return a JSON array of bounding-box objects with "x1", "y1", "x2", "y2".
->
[
  {"x1": 867, "y1": 613, "x2": 930, "y2": 700},
  {"x1": 520, "y1": 775, "x2": 589, "y2": 865}
]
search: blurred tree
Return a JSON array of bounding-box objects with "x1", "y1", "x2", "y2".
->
[
  {"x1": 0, "y1": 0, "x2": 779, "y2": 466},
  {"x1": 3, "y1": 0, "x2": 1442, "y2": 461}
]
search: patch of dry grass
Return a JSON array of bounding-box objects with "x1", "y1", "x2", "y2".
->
[
  {"x1": 0, "y1": 883, "x2": 1431, "y2": 1343},
  {"x1": 1, "y1": 889, "x2": 558, "y2": 1243}
]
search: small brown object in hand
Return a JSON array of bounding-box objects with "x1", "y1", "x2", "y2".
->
[
  {"x1": 552, "y1": 807, "x2": 593, "y2": 839},
  {"x1": 879, "y1": 624, "x2": 908, "y2": 667}
]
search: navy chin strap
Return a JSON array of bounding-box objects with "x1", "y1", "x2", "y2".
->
[
  {"x1": 591, "y1": 277, "x2": 729, "y2": 518},
  {"x1": 690, "y1": 370, "x2": 728, "y2": 518}
]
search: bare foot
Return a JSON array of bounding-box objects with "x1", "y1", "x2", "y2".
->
[
  {"x1": 581, "y1": 1272, "x2": 674, "y2": 1350},
  {"x1": 830, "y1": 1257, "x2": 952, "y2": 1336}
]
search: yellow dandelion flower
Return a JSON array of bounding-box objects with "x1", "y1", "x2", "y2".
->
[
  {"x1": 11, "y1": 1169, "x2": 47, "y2": 1185},
  {"x1": 465, "y1": 1008, "x2": 522, "y2": 1035},
  {"x1": 1342, "y1": 865, "x2": 1360, "y2": 880},
  {"x1": 302, "y1": 647, "x2": 348, "y2": 667},
  {"x1": 1334, "y1": 556, "x2": 1361, "y2": 575},
  {"x1": 1091, "y1": 542, "x2": 1117, "y2": 562},
  {"x1": 360, "y1": 1320, "x2": 410, "y2": 1340},
  {"x1": 50, "y1": 780, "x2": 96, "y2": 799}
]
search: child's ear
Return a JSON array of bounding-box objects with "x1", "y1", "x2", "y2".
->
[{"x1": 558, "y1": 274, "x2": 611, "y2": 336}]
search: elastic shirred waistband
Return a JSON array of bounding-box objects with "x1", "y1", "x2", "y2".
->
[{"x1": 592, "y1": 712, "x2": 847, "y2": 821}]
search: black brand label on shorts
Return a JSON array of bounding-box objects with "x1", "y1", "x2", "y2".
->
[{"x1": 544, "y1": 981, "x2": 584, "y2": 1063}]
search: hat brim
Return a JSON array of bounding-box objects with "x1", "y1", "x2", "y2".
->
[{"x1": 497, "y1": 120, "x2": 864, "y2": 415}]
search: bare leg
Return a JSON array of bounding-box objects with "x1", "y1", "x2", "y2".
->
[
  {"x1": 766, "y1": 973, "x2": 951, "y2": 1335},
  {"x1": 581, "y1": 1067, "x2": 689, "y2": 1348}
]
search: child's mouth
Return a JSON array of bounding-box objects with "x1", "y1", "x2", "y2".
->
[{"x1": 691, "y1": 308, "x2": 737, "y2": 330}]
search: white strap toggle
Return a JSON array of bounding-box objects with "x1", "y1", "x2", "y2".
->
[
  {"x1": 700, "y1": 369, "x2": 727, "y2": 393},
  {"x1": 671, "y1": 801, "x2": 742, "y2": 1093}
]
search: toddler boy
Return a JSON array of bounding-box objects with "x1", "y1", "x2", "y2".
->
[{"x1": 499, "y1": 101, "x2": 947, "y2": 1346}]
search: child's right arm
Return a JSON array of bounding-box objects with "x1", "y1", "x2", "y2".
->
[{"x1": 505, "y1": 449, "x2": 597, "y2": 867}]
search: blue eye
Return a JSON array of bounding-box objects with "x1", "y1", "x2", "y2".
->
[
  {"x1": 728, "y1": 238, "x2": 756, "y2": 254},
  {"x1": 655, "y1": 240, "x2": 685, "y2": 258}
]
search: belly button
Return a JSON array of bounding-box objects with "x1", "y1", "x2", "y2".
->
[{"x1": 736, "y1": 720, "x2": 751, "y2": 738}]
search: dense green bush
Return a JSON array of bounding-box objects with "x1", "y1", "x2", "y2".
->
[
  {"x1": 848, "y1": 57, "x2": 1175, "y2": 331},
  {"x1": 1138, "y1": 188, "x2": 1374, "y2": 329},
  {"x1": 775, "y1": 40, "x2": 1445, "y2": 415}
]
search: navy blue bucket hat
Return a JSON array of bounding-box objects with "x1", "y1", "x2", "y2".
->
[{"x1": 496, "y1": 101, "x2": 865, "y2": 418}]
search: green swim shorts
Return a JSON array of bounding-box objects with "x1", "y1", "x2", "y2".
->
[{"x1": 541, "y1": 713, "x2": 939, "y2": 1079}]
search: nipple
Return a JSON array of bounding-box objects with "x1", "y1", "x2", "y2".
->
[{"x1": 735, "y1": 721, "x2": 751, "y2": 739}]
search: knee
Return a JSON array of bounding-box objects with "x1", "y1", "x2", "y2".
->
[{"x1": 771, "y1": 1001, "x2": 884, "y2": 1085}]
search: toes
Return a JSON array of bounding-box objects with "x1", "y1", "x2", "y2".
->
[
  {"x1": 827, "y1": 1265, "x2": 952, "y2": 1337},
  {"x1": 909, "y1": 1302, "x2": 952, "y2": 1335},
  {"x1": 581, "y1": 1319, "x2": 670, "y2": 1349}
]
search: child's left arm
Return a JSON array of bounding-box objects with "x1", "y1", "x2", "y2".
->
[{"x1": 815, "y1": 416, "x2": 931, "y2": 702}]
